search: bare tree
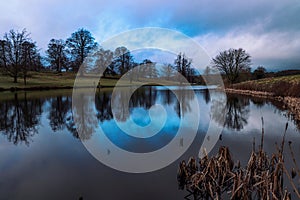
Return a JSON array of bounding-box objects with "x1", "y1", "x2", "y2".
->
[
  {"x1": 113, "y1": 46, "x2": 134, "y2": 75},
  {"x1": 212, "y1": 48, "x2": 251, "y2": 84},
  {"x1": 46, "y1": 39, "x2": 68, "y2": 72},
  {"x1": 140, "y1": 59, "x2": 158, "y2": 78},
  {"x1": 0, "y1": 29, "x2": 40, "y2": 84},
  {"x1": 161, "y1": 63, "x2": 175, "y2": 80},
  {"x1": 174, "y1": 52, "x2": 193, "y2": 83},
  {"x1": 21, "y1": 41, "x2": 39, "y2": 85},
  {"x1": 0, "y1": 29, "x2": 30, "y2": 83},
  {"x1": 0, "y1": 40, "x2": 7, "y2": 72},
  {"x1": 94, "y1": 48, "x2": 113, "y2": 77},
  {"x1": 66, "y1": 28, "x2": 97, "y2": 75}
]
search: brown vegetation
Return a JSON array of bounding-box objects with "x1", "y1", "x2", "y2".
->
[
  {"x1": 177, "y1": 121, "x2": 300, "y2": 200},
  {"x1": 229, "y1": 75, "x2": 300, "y2": 98},
  {"x1": 226, "y1": 74, "x2": 300, "y2": 129}
]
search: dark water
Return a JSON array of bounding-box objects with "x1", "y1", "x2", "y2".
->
[{"x1": 0, "y1": 87, "x2": 299, "y2": 200}]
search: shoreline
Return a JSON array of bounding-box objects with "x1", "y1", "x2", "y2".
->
[
  {"x1": 0, "y1": 86, "x2": 74, "y2": 92},
  {"x1": 1, "y1": 85, "x2": 299, "y2": 125},
  {"x1": 225, "y1": 88, "x2": 300, "y2": 124},
  {"x1": 0, "y1": 83, "x2": 202, "y2": 92}
]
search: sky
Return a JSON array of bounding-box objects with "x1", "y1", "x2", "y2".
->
[{"x1": 1, "y1": 0, "x2": 300, "y2": 71}]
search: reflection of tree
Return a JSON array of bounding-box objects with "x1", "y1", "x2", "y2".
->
[
  {"x1": 211, "y1": 94, "x2": 250, "y2": 131},
  {"x1": 95, "y1": 86, "x2": 195, "y2": 122},
  {"x1": 174, "y1": 88, "x2": 195, "y2": 118},
  {"x1": 109, "y1": 87, "x2": 158, "y2": 122},
  {"x1": 0, "y1": 93, "x2": 44, "y2": 145},
  {"x1": 251, "y1": 97, "x2": 267, "y2": 108},
  {"x1": 203, "y1": 89, "x2": 211, "y2": 104},
  {"x1": 95, "y1": 90, "x2": 113, "y2": 122},
  {"x1": 48, "y1": 96, "x2": 71, "y2": 131},
  {"x1": 111, "y1": 88, "x2": 131, "y2": 122},
  {"x1": 161, "y1": 89, "x2": 176, "y2": 105},
  {"x1": 72, "y1": 93, "x2": 97, "y2": 140},
  {"x1": 65, "y1": 113, "x2": 78, "y2": 139},
  {"x1": 130, "y1": 87, "x2": 157, "y2": 109}
]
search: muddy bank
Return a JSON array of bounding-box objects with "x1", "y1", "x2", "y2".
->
[{"x1": 225, "y1": 88, "x2": 300, "y2": 124}]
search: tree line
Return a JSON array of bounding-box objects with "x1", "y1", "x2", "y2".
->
[
  {"x1": 1, "y1": 89, "x2": 278, "y2": 145},
  {"x1": 0, "y1": 28, "x2": 198, "y2": 84},
  {"x1": 0, "y1": 29, "x2": 42, "y2": 84},
  {"x1": 2, "y1": 27, "x2": 294, "y2": 86}
]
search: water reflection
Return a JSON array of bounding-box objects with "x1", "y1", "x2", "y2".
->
[
  {"x1": 0, "y1": 88, "x2": 299, "y2": 200},
  {"x1": 72, "y1": 92, "x2": 98, "y2": 140},
  {"x1": 48, "y1": 96, "x2": 71, "y2": 131},
  {"x1": 0, "y1": 93, "x2": 44, "y2": 145},
  {"x1": 94, "y1": 86, "x2": 197, "y2": 153},
  {"x1": 251, "y1": 97, "x2": 268, "y2": 108},
  {"x1": 202, "y1": 89, "x2": 211, "y2": 104},
  {"x1": 95, "y1": 89, "x2": 113, "y2": 122},
  {"x1": 0, "y1": 88, "x2": 299, "y2": 147},
  {"x1": 211, "y1": 93, "x2": 250, "y2": 131},
  {"x1": 95, "y1": 86, "x2": 195, "y2": 123},
  {"x1": 174, "y1": 88, "x2": 195, "y2": 118}
]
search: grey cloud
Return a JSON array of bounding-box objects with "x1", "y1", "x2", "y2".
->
[{"x1": 1, "y1": 0, "x2": 299, "y2": 71}]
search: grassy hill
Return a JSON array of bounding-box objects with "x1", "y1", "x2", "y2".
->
[{"x1": 229, "y1": 75, "x2": 300, "y2": 97}]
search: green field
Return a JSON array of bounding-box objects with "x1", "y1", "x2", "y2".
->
[
  {"x1": 0, "y1": 71, "x2": 76, "y2": 89},
  {"x1": 0, "y1": 71, "x2": 182, "y2": 91},
  {"x1": 230, "y1": 74, "x2": 300, "y2": 97}
]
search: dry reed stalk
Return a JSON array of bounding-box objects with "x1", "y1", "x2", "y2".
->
[
  {"x1": 288, "y1": 141, "x2": 300, "y2": 178},
  {"x1": 177, "y1": 123, "x2": 300, "y2": 200}
]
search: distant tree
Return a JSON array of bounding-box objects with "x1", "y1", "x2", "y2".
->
[
  {"x1": 21, "y1": 41, "x2": 40, "y2": 85},
  {"x1": 46, "y1": 39, "x2": 68, "y2": 72},
  {"x1": 0, "y1": 29, "x2": 30, "y2": 83},
  {"x1": 0, "y1": 40, "x2": 7, "y2": 72},
  {"x1": 140, "y1": 59, "x2": 158, "y2": 78},
  {"x1": 253, "y1": 66, "x2": 267, "y2": 80},
  {"x1": 203, "y1": 66, "x2": 211, "y2": 76},
  {"x1": 93, "y1": 48, "x2": 114, "y2": 77},
  {"x1": 212, "y1": 48, "x2": 251, "y2": 84},
  {"x1": 0, "y1": 29, "x2": 40, "y2": 84},
  {"x1": 66, "y1": 28, "x2": 97, "y2": 75},
  {"x1": 174, "y1": 53, "x2": 193, "y2": 82},
  {"x1": 31, "y1": 53, "x2": 43, "y2": 72},
  {"x1": 113, "y1": 46, "x2": 134, "y2": 75},
  {"x1": 237, "y1": 67, "x2": 252, "y2": 82},
  {"x1": 161, "y1": 63, "x2": 175, "y2": 80}
]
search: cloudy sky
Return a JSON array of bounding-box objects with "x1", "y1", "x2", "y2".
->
[{"x1": 1, "y1": 0, "x2": 300, "y2": 71}]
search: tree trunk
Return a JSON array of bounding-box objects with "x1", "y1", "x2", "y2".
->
[{"x1": 13, "y1": 75, "x2": 17, "y2": 83}]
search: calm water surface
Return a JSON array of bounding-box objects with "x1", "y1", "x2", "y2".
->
[{"x1": 0, "y1": 87, "x2": 299, "y2": 199}]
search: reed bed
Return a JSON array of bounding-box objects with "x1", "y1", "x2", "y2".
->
[{"x1": 177, "y1": 120, "x2": 300, "y2": 200}]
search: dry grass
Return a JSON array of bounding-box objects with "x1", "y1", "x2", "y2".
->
[
  {"x1": 177, "y1": 121, "x2": 300, "y2": 200},
  {"x1": 229, "y1": 75, "x2": 300, "y2": 97}
]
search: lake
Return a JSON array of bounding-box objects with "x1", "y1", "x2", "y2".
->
[{"x1": 0, "y1": 86, "x2": 299, "y2": 199}]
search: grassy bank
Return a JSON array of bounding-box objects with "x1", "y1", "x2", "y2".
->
[
  {"x1": 0, "y1": 71, "x2": 120, "y2": 90},
  {"x1": 226, "y1": 75, "x2": 300, "y2": 127},
  {"x1": 0, "y1": 71, "x2": 183, "y2": 92},
  {"x1": 0, "y1": 71, "x2": 76, "y2": 89},
  {"x1": 228, "y1": 75, "x2": 300, "y2": 97}
]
